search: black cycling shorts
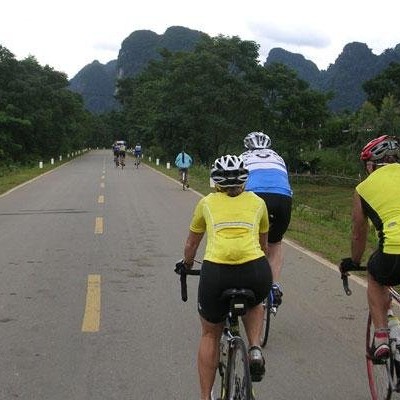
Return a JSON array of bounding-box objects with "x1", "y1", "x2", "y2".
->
[
  {"x1": 368, "y1": 250, "x2": 400, "y2": 286},
  {"x1": 197, "y1": 257, "x2": 272, "y2": 323},
  {"x1": 254, "y1": 193, "x2": 292, "y2": 243}
]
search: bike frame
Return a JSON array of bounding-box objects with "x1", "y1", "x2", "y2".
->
[
  {"x1": 216, "y1": 300, "x2": 253, "y2": 400},
  {"x1": 181, "y1": 170, "x2": 188, "y2": 190},
  {"x1": 175, "y1": 262, "x2": 254, "y2": 399},
  {"x1": 341, "y1": 265, "x2": 400, "y2": 399}
]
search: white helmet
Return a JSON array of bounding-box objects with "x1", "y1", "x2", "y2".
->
[
  {"x1": 243, "y1": 132, "x2": 271, "y2": 150},
  {"x1": 211, "y1": 155, "x2": 248, "y2": 187}
]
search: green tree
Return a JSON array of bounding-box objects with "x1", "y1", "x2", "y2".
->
[
  {"x1": 117, "y1": 36, "x2": 331, "y2": 166},
  {"x1": 377, "y1": 95, "x2": 400, "y2": 135},
  {"x1": 118, "y1": 36, "x2": 266, "y2": 163},
  {"x1": 363, "y1": 62, "x2": 400, "y2": 109},
  {"x1": 0, "y1": 45, "x2": 94, "y2": 165},
  {"x1": 259, "y1": 63, "x2": 330, "y2": 167}
]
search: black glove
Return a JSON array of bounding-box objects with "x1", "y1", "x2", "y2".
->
[
  {"x1": 174, "y1": 259, "x2": 193, "y2": 274},
  {"x1": 174, "y1": 259, "x2": 185, "y2": 274},
  {"x1": 340, "y1": 257, "x2": 360, "y2": 273}
]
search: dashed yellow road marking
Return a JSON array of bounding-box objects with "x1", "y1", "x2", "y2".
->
[
  {"x1": 98, "y1": 195, "x2": 104, "y2": 204},
  {"x1": 82, "y1": 274, "x2": 101, "y2": 332},
  {"x1": 94, "y1": 217, "x2": 103, "y2": 234}
]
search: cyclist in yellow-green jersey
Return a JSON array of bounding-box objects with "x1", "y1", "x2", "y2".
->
[
  {"x1": 341, "y1": 135, "x2": 400, "y2": 360},
  {"x1": 180, "y1": 155, "x2": 272, "y2": 400}
]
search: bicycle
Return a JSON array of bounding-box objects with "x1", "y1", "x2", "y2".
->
[
  {"x1": 134, "y1": 154, "x2": 141, "y2": 168},
  {"x1": 180, "y1": 169, "x2": 189, "y2": 190},
  {"x1": 340, "y1": 263, "x2": 400, "y2": 399},
  {"x1": 115, "y1": 154, "x2": 125, "y2": 169},
  {"x1": 174, "y1": 261, "x2": 255, "y2": 400}
]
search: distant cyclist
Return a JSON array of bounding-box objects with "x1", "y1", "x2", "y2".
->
[
  {"x1": 175, "y1": 150, "x2": 193, "y2": 187},
  {"x1": 117, "y1": 140, "x2": 126, "y2": 161},
  {"x1": 133, "y1": 143, "x2": 142, "y2": 166},
  {"x1": 241, "y1": 131, "x2": 292, "y2": 307},
  {"x1": 112, "y1": 141, "x2": 120, "y2": 165}
]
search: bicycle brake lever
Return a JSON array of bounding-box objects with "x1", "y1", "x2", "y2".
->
[
  {"x1": 174, "y1": 261, "x2": 188, "y2": 301},
  {"x1": 341, "y1": 272, "x2": 352, "y2": 296}
]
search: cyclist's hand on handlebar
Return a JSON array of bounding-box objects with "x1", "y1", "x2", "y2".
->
[
  {"x1": 174, "y1": 259, "x2": 193, "y2": 274},
  {"x1": 340, "y1": 257, "x2": 360, "y2": 274}
]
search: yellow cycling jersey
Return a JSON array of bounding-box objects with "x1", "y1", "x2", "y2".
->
[
  {"x1": 356, "y1": 163, "x2": 400, "y2": 254},
  {"x1": 189, "y1": 191, "x2": 269, "y2": 264}
]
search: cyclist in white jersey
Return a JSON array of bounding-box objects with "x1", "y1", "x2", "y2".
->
[{"x1": 241, "y1": 131, "x2": 292, "y2": 306}]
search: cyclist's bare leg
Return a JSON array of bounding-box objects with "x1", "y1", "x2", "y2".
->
[
  {"x1": 242, "y1": 303, "x2": 264, "y2": 347},
  {"x1": 267, "y1": 241, "x2": 284, "y2": 282},
  {"x1": 198, "y1": 317, "x2": 224, "y2": 400},
  {"x1": 367, "y1": 273, "x2": 391, "y2": 330}
]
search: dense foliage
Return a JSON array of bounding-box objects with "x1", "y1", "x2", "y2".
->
[
  {"x1": 0, "y1": 45, "x2": 100, "y2": 168},
  {"x1": 115, "y1": 36, "x2": 330, "y2": 167}
]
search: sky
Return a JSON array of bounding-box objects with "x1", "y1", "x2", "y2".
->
[{"x1": 2, "y1": 0, "x2": 400, "y2": 80}]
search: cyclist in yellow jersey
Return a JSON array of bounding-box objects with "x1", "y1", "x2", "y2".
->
[
  {"x1": 340, "y1": 135, "x2": 400, "y2": 360},
  {"x1": 181, "y1": 155, "x2": 272, "y2": 400}
]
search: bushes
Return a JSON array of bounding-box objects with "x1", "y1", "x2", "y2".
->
[{"x1": 293, "y1": 146, "x2": 364, "y2": 177}]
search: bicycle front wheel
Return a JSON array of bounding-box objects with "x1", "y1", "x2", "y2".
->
[
  {"x1": 366, "y1": 313, "x2": 393, "y2": 400},
  {"x1": 226, "y1": 337, "x2": 253, "y2": 400},
  {"x1": 260, "y1": 297, "x2": 271, "y2": 348}
]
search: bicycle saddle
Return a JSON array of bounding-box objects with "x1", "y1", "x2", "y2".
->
[{"x1": 221, "y1": 288, "x2": 256, "y2": 301}]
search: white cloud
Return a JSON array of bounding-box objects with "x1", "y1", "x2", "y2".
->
[{"x1": 1, "y1": 0, "x2": 400, "y2": 77}]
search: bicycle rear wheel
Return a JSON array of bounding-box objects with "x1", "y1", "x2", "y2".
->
[
  {"x1": 226, "y1": 337, "x2": 253, "y2": 399},
  {"x1": 366, "y1": 313, "x2": 393, "y2": 400}
]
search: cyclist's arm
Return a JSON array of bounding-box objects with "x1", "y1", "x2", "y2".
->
[
  {"x1": 183, "y1": 231, "x2": 204, "y2": 267},
  {"x1": 259, "y1": 232, "x2": 268, "y2": 256},
  {"x1": 351, "y1": 191, "x2": 369, "y2": 264}
]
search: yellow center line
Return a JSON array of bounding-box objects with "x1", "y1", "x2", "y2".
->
[
  {"x1": 94, "y1": 217, "x2": 103, "y2": 234},
  {"x1": 98, "y1": 195, "x2": 104, "y2": 204},
  {"x1": 100, "y1": 182, "x2": 105, "y2": 188},
  {"x1": 82, "y1": 274, "x2": 101, "y2": 332}
]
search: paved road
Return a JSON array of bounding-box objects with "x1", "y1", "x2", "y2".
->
[{"x1": 0, "y1": 150, "x2": 371, "y2": 399}]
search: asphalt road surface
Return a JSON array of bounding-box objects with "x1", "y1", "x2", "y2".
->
[{"x1": 0, "y1": 150, "x2": 372, "y2": 399}]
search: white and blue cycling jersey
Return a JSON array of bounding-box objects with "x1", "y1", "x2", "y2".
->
[{"x1": 241, "y1": 149, "x2": 292, "y2": 196}]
